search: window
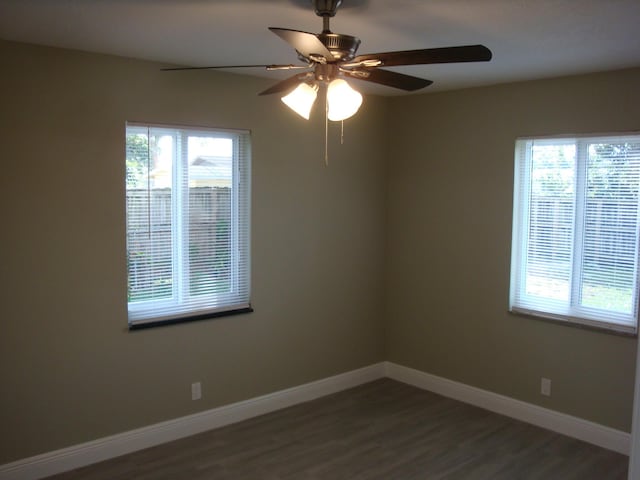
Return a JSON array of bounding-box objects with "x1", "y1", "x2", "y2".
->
[
  {"x1": 510, "y1": 134, "x2": 640, "y2": 334},
  {"x1": 125, "y1": 123, "x2": 251, "y2": 328}
]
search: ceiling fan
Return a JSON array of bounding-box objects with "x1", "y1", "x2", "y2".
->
[{"x1": 163, "y1": 0, "x2": 492, "y2": 121}]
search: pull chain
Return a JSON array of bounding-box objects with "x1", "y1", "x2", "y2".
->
[{"x1": 324, "y1": 96, "x2": 329, "y2": 166}]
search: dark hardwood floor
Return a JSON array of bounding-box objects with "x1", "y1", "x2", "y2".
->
[{"x1": 46, "y1": 379, "x2": 628, "y2": 479}]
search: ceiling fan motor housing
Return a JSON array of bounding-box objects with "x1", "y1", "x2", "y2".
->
[{"x1": 318, "y1": 32, "x2": 361, "y2": 61}]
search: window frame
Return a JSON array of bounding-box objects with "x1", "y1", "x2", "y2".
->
[
  {"x1": 510, "y1": 133, "x2": 640, "y2": 335},
  {"x1": 125, "y1": 122, "x2": 252, "y2": 329}
]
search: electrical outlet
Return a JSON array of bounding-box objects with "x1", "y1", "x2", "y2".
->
[
  {"x1": 191, "y1": 382, "x2": 202, "y2": 400},
  {"x1": 541, "y1": 377, "x2": 551, "y2": 397}
]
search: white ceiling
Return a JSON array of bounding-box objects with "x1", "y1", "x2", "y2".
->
[{"x1": 1, "y1": 0, "x2": 640, "y2": 95}]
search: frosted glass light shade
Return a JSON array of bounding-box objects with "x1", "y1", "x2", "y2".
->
[
  {"x1": 327, "y1": 78, "x2": 362, "y2": 121},
  {"x1": 281, "y1": 83, "x2": 318, "y2": 120}
]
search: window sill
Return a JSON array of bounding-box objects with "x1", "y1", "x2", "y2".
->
[
  {"x1": 128, "y1": 306, "x2": 254, "y2": 331},
  {"x1": 509, "y1": 308, "x2": 637, "y2": 338}
]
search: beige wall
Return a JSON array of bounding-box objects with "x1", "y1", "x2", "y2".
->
[
  {"x1": 0, "y1": 40, "x2": 387, "y2": 463},
  {"x1": 385, "y1": 68, "x2": 640, "y2": 431}
]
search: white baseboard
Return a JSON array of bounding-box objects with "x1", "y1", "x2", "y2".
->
[
  {"x1": 384, "y1": 361, "x2": 630, "y2": 455},
  {"x1": 0, "y1": 363, "x2": 385, "y2": 480},
  {"x1": 1, "y1": 361, "x2": 630, "y2": 480}
]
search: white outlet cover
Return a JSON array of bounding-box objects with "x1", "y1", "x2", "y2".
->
[
  {"x1": 191, "y1": 382, "x2": 202, "y2": 400},
  {"x1": 541, "y1": 378, "x2": 551, "y2": 396}
]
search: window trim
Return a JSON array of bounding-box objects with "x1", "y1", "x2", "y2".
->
[
  {"x1": 125, "y1": 122, "x2": 252, "y2": 329},
  {"x1": 510, "y1": 132, "x2": 640, "y2": 335}
]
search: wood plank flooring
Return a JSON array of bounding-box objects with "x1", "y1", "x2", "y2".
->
[{"x1": 46, "y1": 379, "x2": 628, "y2": 479}]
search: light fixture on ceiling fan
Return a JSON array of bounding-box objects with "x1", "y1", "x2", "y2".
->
[
  {"x1": 276, "y1": 0, "x2": 367, "y2": 122},
  {"x1": 281, "y1": 77, "x2": 362, "y2": 121}
]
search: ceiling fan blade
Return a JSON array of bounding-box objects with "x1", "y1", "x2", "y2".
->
[
  {"x1": 352, "y1": 44, "x2": 492, "y2": 67},
  {"x1": 161, "y1": 64, "x2": 307, "y2": 71},
  {"x1": 259, "y1": 73, "x2": 311, "y2": 96},
  {"x1": 343, "y1": 68, "x2": 433, "y2": 91},
  {"x1": 269, "y1": 27, "x2": 333, "y2": 61}
]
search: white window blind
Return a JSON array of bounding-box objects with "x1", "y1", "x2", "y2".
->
[
  {"x1": 510, "y1": 134, "x2": 640, "y2": 334},
  {"x1": 125, "y1": 123, "x2": 251, "y2": 328}
]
